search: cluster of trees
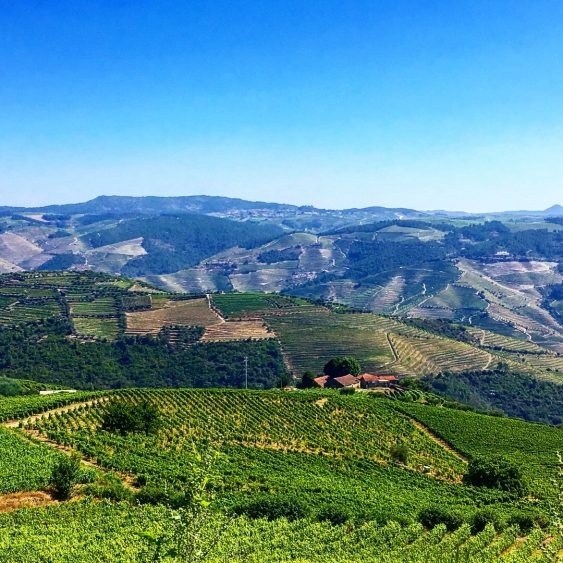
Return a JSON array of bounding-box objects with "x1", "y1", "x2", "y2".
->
[
  {"x1": 427, "y1": 368, "x2": 563, "y2": 425},
  {"x1": 0, "y1": 320, "x2": 289, "y2": 390},
  {"x1": 257, "y1": 246, "x2": 302, "y2": 264}
]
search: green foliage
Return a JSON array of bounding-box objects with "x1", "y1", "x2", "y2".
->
[
  {"x1": 323, "y1": 356, "x2": 361, "y2": 377},
  {"x1": 418, "y1": 506, "x2": 465, "y2": 531},
  {"x1": 0, "y1": 427, "x2": 63, "y2": 494},
  {"x1": 49, "y1": 455, "x2": 81, "y2": 500},
  {"x1": 471, "y1": 507, "x2": 505, "y2": 533},
  {"x1": 102, "y1": 401, "x2": 161, "y2": 435},
  {"x1": 390, "y1": 444, "x2": 410, "y2": 465},
  {"x1": 464, "y1": 456, "x2": 528, "y2": 497},
  {"x1": 427, "y1": 369, "x2": 563, "y2": 425},
  {"x1": 235, "y1": 494, "x2": 309, "y2": 521},
  {"x1": 298, "y1": 371, "x2": 317, "y2": 389},
  {"x1": 0, "y1": 321, "x2": 288, "y2": 390}
]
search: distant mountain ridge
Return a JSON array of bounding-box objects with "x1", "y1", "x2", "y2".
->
[{"x1": 1, "y1": 194, "x2": 560, "y2": 217}]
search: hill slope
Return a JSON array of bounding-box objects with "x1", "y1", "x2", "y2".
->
[{"x1": 0, "y1": 388, "x2": 561, "y2": 560}]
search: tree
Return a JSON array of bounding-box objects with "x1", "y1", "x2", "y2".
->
[
  {"x1": 390, "y1": 444, "x2": 409, "y2": 465},
  {"x1": 463, "y1": 456, "x2": 528, "y2": 496},
  {"x1": 50, "y1": 455, "x2": 81, "y2": 500},
  {"x1": 101, "y1": 401, "x2": 161, "y2": 435},
  {"x1": 323, "y1": 356, "x2": 361, "y2": 377},
  {"x1": 299, "y1": 371, "x2": 317, "y2": 389}
]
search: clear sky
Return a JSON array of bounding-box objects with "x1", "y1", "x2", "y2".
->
[{"x1": 1, "y1": 1, "x2": 562, "y2": 211}]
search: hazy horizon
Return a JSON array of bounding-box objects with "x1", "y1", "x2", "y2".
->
[
  {"x1": 2, "y1": 191, "x2": 561, "y2": 215},
  {"x1": 2, "y1": 2, "x2": 563, "y2": 212}
]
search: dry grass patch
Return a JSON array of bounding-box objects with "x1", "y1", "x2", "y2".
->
[
  {"x1": 125, "y1": 298, "x2": 221, "y2": 335},
  {"x1": 201, "y1": 320, "x2": 274, "y2": 341}
]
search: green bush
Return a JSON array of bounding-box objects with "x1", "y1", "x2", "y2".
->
[
  {"x1": 463, "y1": 456, "x2": 528, "y2": 496},
  {"x1": 49, "y1": 455, "x2": 81, "y2": 500},
  {"x1": 471, "y1": 507, "x2": 505, "y2": 533},
  {"x1": 235, "y1": 495, "x2": 309, "y2": 521},
  {"x1": 85, "y1": 473, "x2": 133, "y2": 502},
  {"x1": 418, "y1": 506, "x2": 465, "y2": 531},
  {"x1": 101, "y1": 401, "x2": 161, "y2": 435},
  {"x1": 507, "y1": 510, "x2": 549, "y2": 533},
  {"x1": 316, "y1": 505, "x2": 352, "y2": 525},
  {"x1": 390, "y1": 444, "x2": 409, "y2": 465}
]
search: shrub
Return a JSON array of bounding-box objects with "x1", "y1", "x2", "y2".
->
[
  {"x1": 50, "y1": 455, "x2": 81, "y2": 500},
  {"x1": 101, "y1": 401, "x2": 161, "y2": 435},
  {"x1": 85, "y1": 473, "x2": 133, "y2": 502},
  {"x1": 471, "y1": 507, "x2": 505, "y2": 533},
  {"x1": 316, "y1": 505, "x2": 352, "y2": 525},
  {"x1": 419, "y1": 506, "x2": 465, "y2": 531},
  {"x1": 463, "y1": 456, "x2": 528, "y2": 496},
  {"x1": 390, "y1": 444, "x2": 409, "y2": 465},
  {"x1": 507, "y1": 510, "x2": 549, "y2": 533},
  {"x1": 340, "y1": 387, "x2": 355, "y2": 395},
  {"x1": 235, "y1": 494, "x2": 309, "y2": 521},
  {"x1": 324, "y1": 356, "x2": 361, "y2": 377}
]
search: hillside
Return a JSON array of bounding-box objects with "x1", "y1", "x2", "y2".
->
[
  {"x1": 0, "y1": 271, "x2": 561, "y2": 423},
  {"x1": 0, "y1": 387, "x2": 561, "y2": 560},
  {"x1": 0, "y1": 203, "x2": 561, "y2": 354}
]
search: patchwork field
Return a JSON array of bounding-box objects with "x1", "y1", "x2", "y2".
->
[
  {"x1": 125, "y1": 298, "x2": 222, "y2": 335},
  {"x1": 201, "y1": 320, "x2": 274, "y2": 342}
]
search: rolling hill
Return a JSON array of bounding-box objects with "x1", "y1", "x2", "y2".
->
[
  {"x1": 0, "y1": 271, "x2": 561, "y2": 424},
  {"x1": 0, "y1": 386, "x2": 561, "y2": 560},
  {"x1": 0, "y1": 199, "x2": 561, "y2": 356}
]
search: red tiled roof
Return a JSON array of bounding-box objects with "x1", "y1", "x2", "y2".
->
[
  {"x1": 358, "y1": 374, "x2": 398, "y2": 382},
  {"x1": 313, "y1": 375, "x2": 330, "y2": 387},
  {"x1": 332, "y1": 374, "x2": 360, "y2": 386}
]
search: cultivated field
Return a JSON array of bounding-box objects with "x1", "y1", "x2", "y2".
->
[
  {"x1": 201, "y1": 320, "x2": 274, "y2": 341},
  {"x1": 125, "y1": 298, "x2": 222, "y2": 335}
]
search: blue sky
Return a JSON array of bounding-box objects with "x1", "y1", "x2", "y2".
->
[{"x1": 1, "y1": 1, "x2": 562, "y2": 211}]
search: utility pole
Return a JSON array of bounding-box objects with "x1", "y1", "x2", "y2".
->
[{"x1": 244, "y1": 356, "x2": 248, "y2": 390}]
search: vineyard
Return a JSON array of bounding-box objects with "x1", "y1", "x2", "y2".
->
[
  {"x1": 212, "y1": 292, "x2": 322, "y2": 319},
  {"x1": 1, "y1": 501, "x2": 561, "y2": 562},
  {"x1": 0, "y1": 388, "x2": 561, "y2": 561},
  {"x1": 394, "y1": 402, "x2": 563, "y2": 497},
  {"x1": 264, "y1": 310, "x2": 494, "y2": 377}
]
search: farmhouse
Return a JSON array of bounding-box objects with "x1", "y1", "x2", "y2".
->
[
  {"x1": 312, "y1": 375, "x2": 330, "y2": 388},
  {"x1": 358, "y1": 374, "x2": 398, "y2": 389},
  {"x1": 325, "y1": 374, "x2": 361, "y2": 389}
]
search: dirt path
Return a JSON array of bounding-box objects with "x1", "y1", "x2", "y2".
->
[
  {"x1": 4, "y1": 398, "x2": 108, "y2": 428},
  {"x1": 411, "y1": 419, "x2": 468, "y2": 463},
  {"x1": 206, "y1": 293, "x2": 226, "y2": 323},
  {"x1": 384, "y1": 331, "x2": 399, "y2": 366}
]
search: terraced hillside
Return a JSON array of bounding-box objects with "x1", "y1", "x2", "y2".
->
[
  {"x1": 0, "y1": 388, "x2": 561, "y2": 560},
  {"x1": 0, "y1": 205, "x2": 562, "y2": 353}
]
